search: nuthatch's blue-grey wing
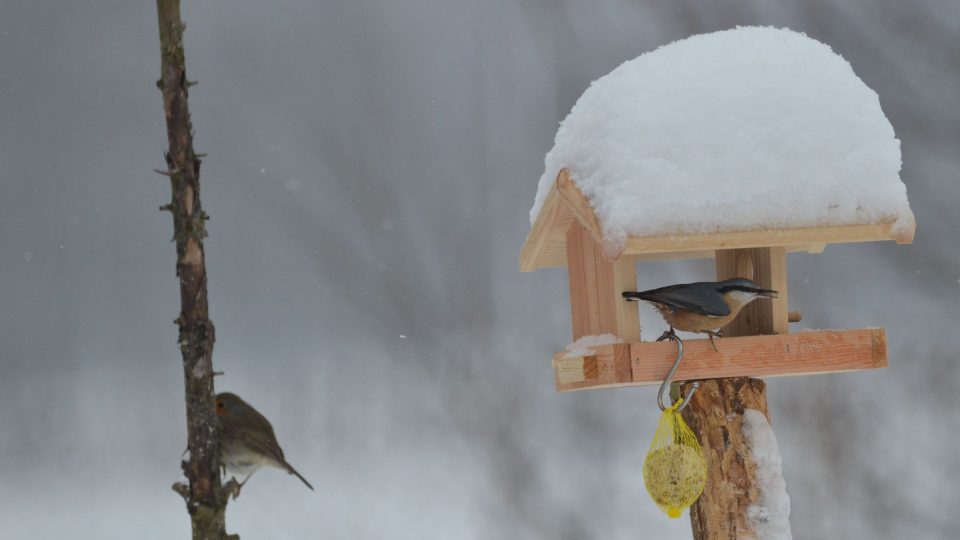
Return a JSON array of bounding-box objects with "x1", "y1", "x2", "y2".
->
[{"x1": 624, "y1": 282, "x2": 731, "y2": 317}]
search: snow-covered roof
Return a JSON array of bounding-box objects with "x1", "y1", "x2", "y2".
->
[{"x1": 522, "y1": 26, "x2": 914, "y2": 271}]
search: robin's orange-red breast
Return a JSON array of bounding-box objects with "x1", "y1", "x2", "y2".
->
[{"x1": 216, "y1": 392, "x2": 314, "y2": 491}]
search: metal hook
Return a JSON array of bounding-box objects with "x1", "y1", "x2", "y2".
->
[{"x1": 655, "y1": 330, "x2": 700, "y2": 412}]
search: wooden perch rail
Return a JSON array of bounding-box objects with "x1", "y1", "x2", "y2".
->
[{"x1": 551, "y1": 328, "x2": 886, "y2": 392}]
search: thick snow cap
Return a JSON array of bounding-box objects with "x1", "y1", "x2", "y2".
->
[{"x1": 530, "y1": 26, "x2": 913, "y2": 256}]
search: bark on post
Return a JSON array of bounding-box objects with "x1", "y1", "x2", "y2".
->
[
  {"x1": 155, "y1": 1, "x2": 236, "y2": 538},
  {"x1": 681, "y1": 247, "x2": 791, "y2": 539}
]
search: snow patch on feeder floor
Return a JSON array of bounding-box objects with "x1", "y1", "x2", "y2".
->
[
  {"x1": 743, "y1": 408, "x2": 793, "y2": 540},
  {"x1": 562, "y1": 333, "x2": 622, "y2": 358},
  {"x1": 530, "y1": 26, "x2": 913, "y2": 256}
]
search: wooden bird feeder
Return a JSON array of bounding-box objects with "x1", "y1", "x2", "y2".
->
[
  {"x1": 521, "y1": 169, "x2": 914, "y2": 392},
  {"x1": 521, "y1": 26, "x2": 917, "y2": 537}
]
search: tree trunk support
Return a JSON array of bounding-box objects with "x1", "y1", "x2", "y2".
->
[
  {"x1": 682, "y1": 247, "x2": 792, "y2": 539},
  {"x1": 155, "y1": 1, "x2": 237, "y2": 538}
]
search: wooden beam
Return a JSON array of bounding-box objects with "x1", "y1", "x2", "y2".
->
[
  {"x1": 553, "y1": 343, "x2": 633, "y2": 390},
  {"x1": 555, "y1": 169, "x2": 606, "y2": 252},
  {"x1": 525, "y1": 243, "x2": 831, "y2": 271},
  {"x1": 519, "y1": 184, "x2": 575, "y2": 272},
  {"x1": 552, "y1": 328, "x2": 886, "y2": 391},
  {"x1": 565, "y1": 221, "x2": 641, "y2": 342},
  {"x1": 520, "y1": 167, "x2": 914, "y2": 271},
  {"x1": 716, "y1": 247, "x2": 789, "y2": 335},
  {"x1": 523, "y1": 218, "x2": 913, "y2": 272},
  {"x1": 552, "y1": 354, "x2": 598, "y2": 384},
  {"x1": 520, "y1": 169, "x2": 607, "y2": 272},
  {"x1": 623, "y1": 219, "x2": 914, "y2": 256}
]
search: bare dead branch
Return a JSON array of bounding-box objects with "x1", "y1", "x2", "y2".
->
[{"x1": 154, "y1": 0, "x2": 234, "y2": 538}]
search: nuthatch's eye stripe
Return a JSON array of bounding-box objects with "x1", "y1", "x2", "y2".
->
[{"x1": 716, "y1": 285, "x2": 778, "y2": 297}]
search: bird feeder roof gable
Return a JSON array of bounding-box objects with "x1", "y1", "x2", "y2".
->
[{"x1": 521, "y1": 27, "x2": 915, "y2": 272}]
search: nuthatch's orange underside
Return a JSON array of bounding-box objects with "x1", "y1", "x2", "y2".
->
[{"x1": 622, "y1": 278, "x2": 778, "y2": 340}]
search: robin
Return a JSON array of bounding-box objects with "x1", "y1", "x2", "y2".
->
[{"x1": 216, "y1": 392, "x2": 314, "y2": 491}]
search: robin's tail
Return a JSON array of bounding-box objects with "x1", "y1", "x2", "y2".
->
[{"x1": 283, "y1": 460, "x2": 315, "y2": 491}]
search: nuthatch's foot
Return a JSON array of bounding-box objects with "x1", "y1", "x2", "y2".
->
[
  {"x1": 703, "y1": 330, "x2": 722, "y2": 352},
  {"x1": 656, "y1": 328, "x2": 680, "y2": 342}
]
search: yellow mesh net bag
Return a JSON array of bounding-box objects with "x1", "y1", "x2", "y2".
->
[{"x1": 643, "y1": 399, "x2": 707, "y2": 518}]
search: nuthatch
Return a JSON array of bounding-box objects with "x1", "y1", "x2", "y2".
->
[{"x1": 622, "y1": 278, "x2": 778, "y2": 349}]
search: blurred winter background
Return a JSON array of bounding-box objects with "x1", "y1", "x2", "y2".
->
[{"x1": 0, "y1": 1, "x2": 957, "y2": 538}]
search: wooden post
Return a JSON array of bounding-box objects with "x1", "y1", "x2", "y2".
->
[
  {"x1": 681, "y1": 247, "x2": 791, "y2": 539},
  {"x1": 565, "y1": 221, "x2": 641, "y2": 342},
  {"x1": 715, "y1": 247, "x2": 789, "y2": 335}
]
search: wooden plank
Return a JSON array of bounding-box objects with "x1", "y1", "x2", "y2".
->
[
  {"x1": 520, "y1": 167, "x2": 914, "y2": 272},
  {"x1": 622, "y1": 219, "x2": 913, "y2": 256},
  {"x1": 565, "y1": 221, "x2": 641, "y2": 342},
  {"x1": 632, "y1": 329, "x2": 886, "y2": 384},
  {"x1": 519, "y1": 169, "x2": 606, "y2": 272},
  {"x1": 716, "y1": 247, "x2": 789, "y2": 335},
  {"x1": 519, "y1": 185, "x2": 575, "y2": 272},
  {"x1": 535, "y1": 244, "x2": 569, "y2": 268},
  {"x1": 555, "y1": 169, "x2": 606, "y2": 252},
  {"x1": 529, "y1": 244, "x2": 829, "y2": 270},
  {"x1": 523, "y1": 217, "x2": 911, "y2": 272},
  {"x1": 565, "y1": 221, "x2": 593, "y2": 341},
  {"x1": 553, "y1": 329, "x2": 887, "y2": 392},
  {"x1": 552, "y1": 353, "x2": 598, "y2": 384},
  {"x1": 554, "y1": 343, "x2": 633, "y2": 391},
  {"x1": 603, "y1": 255, "x2": 640, "y2": 343}
]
